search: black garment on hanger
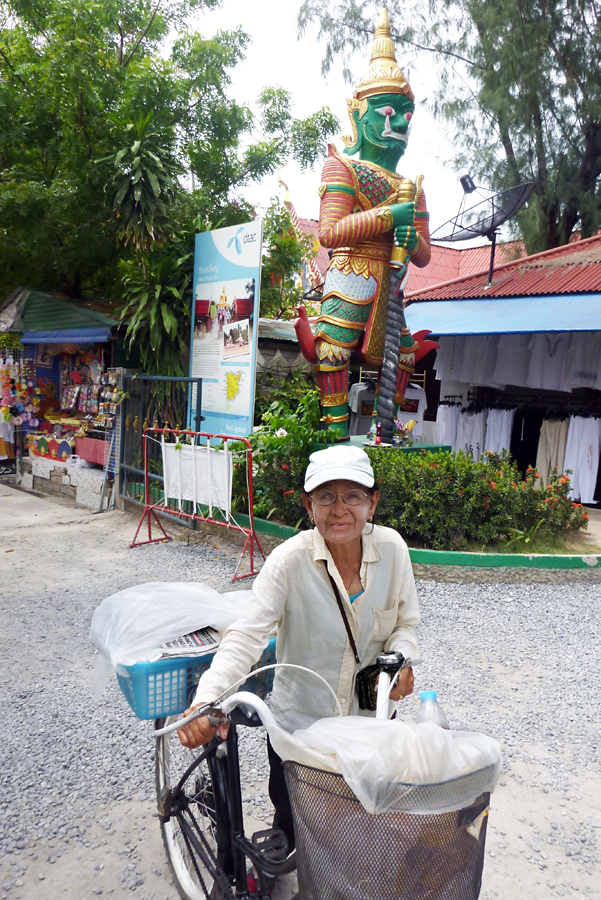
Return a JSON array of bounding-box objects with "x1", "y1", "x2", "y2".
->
[{"x1": 510, "y1": 408, "x2": 545, "y2": 473}]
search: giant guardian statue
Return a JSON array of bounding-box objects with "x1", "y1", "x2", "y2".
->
[{"x1": 294, "y1": 8, "x2": 437, "y2": 440}]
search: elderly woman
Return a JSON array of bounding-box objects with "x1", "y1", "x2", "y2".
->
[{"x1": 179, "y1": 445, "x2": 419, "y2": 851}]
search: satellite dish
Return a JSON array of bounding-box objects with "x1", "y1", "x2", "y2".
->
[{"x1": 430, "y1": 178, "x2": 535, "y2": 284}]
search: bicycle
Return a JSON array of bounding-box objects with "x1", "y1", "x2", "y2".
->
[
  {"x1": 153, "y1": 655, "x2": 496, "y2": 900},
  {"x1": 153, "y1": 654, "x2": 417, "y2": 900}
]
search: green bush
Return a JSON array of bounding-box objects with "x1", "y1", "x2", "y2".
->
[
  {"x1": 366, "y1": 448, "x2": 588, "y2": 550},
  {"x1": 254, "y1": 368, "x2": 315, "y2": 425},
  {"x1": 238, "y1": 400, "x2": 588, "y2": 550},
  {"x1": 232, "y1": 388, "x2": 334, "y2": 528}
]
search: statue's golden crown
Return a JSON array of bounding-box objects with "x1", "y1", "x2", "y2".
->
[{"x1": 354, "y1": 7, "x2": 414, "y2": 102}]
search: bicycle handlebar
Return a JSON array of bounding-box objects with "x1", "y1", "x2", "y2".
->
[{"x1": 154, "y1": 662, "x2": 344, "y2": 737}]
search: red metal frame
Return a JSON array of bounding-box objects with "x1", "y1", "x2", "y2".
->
[{"x1": 130, "y1": 428, "x2": 265, "y2": 580}]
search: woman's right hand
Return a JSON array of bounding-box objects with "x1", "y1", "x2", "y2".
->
[{"x1": 177, "y1": 704, "x2": 230, "y2": 749}]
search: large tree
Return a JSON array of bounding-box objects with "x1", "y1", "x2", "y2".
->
[
  {"x1": 299, "y1": 0, "x2": 601, "y2": 251},
  {"x1": 0, "y1": 0, "x2": 338, "y2": 299}
]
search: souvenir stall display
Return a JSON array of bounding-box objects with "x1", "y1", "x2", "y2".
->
[
  {"x1": 433, "y1": 333, "x2": 601, "y2": 503},
  {"x1": 25, "y1": 345, "x2": 118, "y2": 468},
  {"x1": 73, "y1": 369, "x2": 119, "y2": 468},
  {"x1": 1, "y1": 354, "x2": 43, "y2": 465}
]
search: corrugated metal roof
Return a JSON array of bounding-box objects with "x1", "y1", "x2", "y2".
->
[
  {"x1": 405, "y1": 294, "x2": 601, "y2": 335},
  {"x1": 406, "y1": 241, "x2": 526, "y2": 294},
  {"x1": 406, "y1": 233, "x2": 601, "y2": 301},
  {"x1": 3, "y1": 288, "x2": 119, "y2": 332},
  {"x1": 258, "y1": 318, "x2": 299, "y2": 342}
]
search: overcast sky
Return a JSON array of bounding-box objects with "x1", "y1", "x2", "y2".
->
[{"x1": 191, "y1": 0, "x2": 482, "y2": 242}]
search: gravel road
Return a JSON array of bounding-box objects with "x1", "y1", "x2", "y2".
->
[{"x1": 1, "y1": 482, "x2": 600, "y2": 900}]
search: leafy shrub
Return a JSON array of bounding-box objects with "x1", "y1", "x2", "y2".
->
[
  {"x1": 254, "y1": 368, "x2": 315, "y2": 425},
  {"x1": 232, "y1": 388, "x2": 334, "y2": 527},
  {"x1": 366, "y1": 448, "x2": 588, "y2": 550}
]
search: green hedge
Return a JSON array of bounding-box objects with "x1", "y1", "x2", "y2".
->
[{"x1": 367, "y1": 448, "x2": 588, "y2": 550}]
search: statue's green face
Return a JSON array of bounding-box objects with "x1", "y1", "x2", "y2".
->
[{"x1": 355, "y1": 93, "x2": 414, "y2": 171}]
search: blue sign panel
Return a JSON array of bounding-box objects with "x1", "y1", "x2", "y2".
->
[{"x1": 189, "y1": 221, "x2": 263, "y2": 438}]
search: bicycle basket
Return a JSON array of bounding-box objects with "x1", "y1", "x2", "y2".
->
[
  {"x1": 116, "y1": 636, "x2": 276, "y2": 720},
  {"x1": 285, "y1": 762, "x2": 490, "y2": 900}
]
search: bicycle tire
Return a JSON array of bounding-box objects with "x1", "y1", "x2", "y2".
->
[{"x1": 155, "y1": 716, "x2": 234, "y2": 900}]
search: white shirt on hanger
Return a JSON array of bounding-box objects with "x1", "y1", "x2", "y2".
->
[
  {"x1": 435, "y1": 405, "x2": 461, "y2": 448},
  {"x1": 461, "y1": 335, "x2": 499, "y2": 387},
  {"x1": 456, "y1": 410, "x2": 488, "y2": 461},
  {"x1": 484, "y1": 408, "x2": 515, "y2": 454},
  {"x1": 396, "y1": 385, "x2": 427, "y2": 437},
  {"x1": 526, "y1": 333, "x2": 572, "y2": 392},
  {"x1": 492, "y1": 334, "x2": 532, "y2": 388}
]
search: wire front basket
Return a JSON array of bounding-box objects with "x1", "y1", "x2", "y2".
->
[{"x1": 285, "y1": 762, "x2": 490, "y2": 900}]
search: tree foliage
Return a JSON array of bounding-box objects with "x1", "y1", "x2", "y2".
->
[
  {"x1": 259, "y1": 197, "x2": 317, "y2": 321},
  {"x1": 299, "y1": 0, "x2": 601, "y2": 251},
  {"x1": 0, "y1": 0, "x2": 339, "y2": 304}
]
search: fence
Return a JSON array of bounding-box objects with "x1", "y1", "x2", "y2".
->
[
  {"x1": 130, "y1": 427, "x2": 265, "y2": 580},
  {"x1": 119, "y1": 374, "x2": 203, "y2": 506}
]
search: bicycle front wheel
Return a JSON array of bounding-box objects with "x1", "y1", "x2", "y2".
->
[{"x1": 155, "y1": 716, "x2": 233, "y2": 900}]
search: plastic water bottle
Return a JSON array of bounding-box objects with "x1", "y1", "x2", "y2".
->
[{"x1": 415, "y1": 690, "x2": 450, "y2": 729}]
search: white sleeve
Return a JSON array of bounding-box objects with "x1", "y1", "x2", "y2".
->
[
  {"x1": 192, "y1": 547, "x2": 287, "y2": 705},
  {"x1": 384, "y1": 545, "x2": 420, "y2": 660}
]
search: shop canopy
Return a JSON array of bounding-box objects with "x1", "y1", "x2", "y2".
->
[
  {"x1": 0, "y1": 287, "x2": 118, "y2": 343},
  {"x1": 405, "y1": 294, "x2": 601, "y2": 336}
]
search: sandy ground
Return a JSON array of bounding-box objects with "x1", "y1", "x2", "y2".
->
[{"x1": 1, "y1": 482, "x2": 600, "y2": 900}]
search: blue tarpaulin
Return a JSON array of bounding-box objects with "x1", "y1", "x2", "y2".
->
[
  {"x1": 405, "y1": 294, "x2": 601, "y2": 335},
  {"x1": 21, "y1": 327, "x2": 112, "y2": 344}
]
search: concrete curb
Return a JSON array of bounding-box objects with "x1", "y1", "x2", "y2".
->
[{"x1": 243, "y1": 514, "x2": 601, "y2": 578}]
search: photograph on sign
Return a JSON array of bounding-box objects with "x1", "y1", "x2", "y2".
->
[{"x1": 223, "y1": 317, "x2": 251, "y2": 359}]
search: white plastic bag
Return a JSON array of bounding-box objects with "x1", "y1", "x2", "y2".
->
[
  {"x1": 89, "y1": 582, "x2": 252, "y2": 698},
  {"x1": 267, "y1": 714, "x2": 502, "y2": 815}
]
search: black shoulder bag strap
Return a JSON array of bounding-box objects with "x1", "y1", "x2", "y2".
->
[{"x1": 324, "y1": 562, "x2": 361, "y2": 665}]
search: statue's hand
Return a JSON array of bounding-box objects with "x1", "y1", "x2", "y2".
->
[
  {"x1": 394, "y1": 225, "x2": 418, "y2": 252},
  {"x1": 390, "y1": 201, "x2": 415, "y2": 228}
]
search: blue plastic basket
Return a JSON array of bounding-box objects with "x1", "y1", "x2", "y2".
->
[{"x1": 116, "y1": 636, "x2": 277, "y2": 720}]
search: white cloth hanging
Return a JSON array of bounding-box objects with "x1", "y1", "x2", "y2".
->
[
  {"x1": 535, "y1": 419, "x2": 569, "y2": 487},
  {"x1": 460, "y1": 335, "x2": 499, "y2": 387},
  {"x1": 492, "y1": 334, "x2": 532, "y2": 388},
  {"x1": 0, "y1": 420, "x2": 15, "y2": 459},
  {"x1": 484, "y1": 409, "x2": 515, "y2": 454},
  {"x1": 434, "y1": 336, "x2": 468, "y2": 382},
  {"x1": 563, "y1": 417, "x2": 601, "y2": 504},
  {"x1": 348, "y1": 382, "x2": 369, "y2": 413},
  {"x1": 526, "y1": 333, "x2": 572, "y2": 392},
  {"x1": 396, "y1": 385, "x2": 427, "y2": 437},
  {"x1": 456, "y1": 410, "x2": 488, "y2": 461},
  {"x1": 565, "y1": 332, "x2": 601, "y2": 391},
  {"x1": 162, "y1": 441, "x2": 233, "y2": 514},
  {"x1": 435, "y1": 405, "x2": 461, "y2": 448}
]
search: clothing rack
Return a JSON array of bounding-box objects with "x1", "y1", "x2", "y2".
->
[
  {"x1": 439, "y1": 395, "x2": 462, "y2": 407},
  {"x1": 467, "y1": 385, "x2": 601, "y2": 417}
]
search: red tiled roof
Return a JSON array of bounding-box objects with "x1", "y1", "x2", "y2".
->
[
  {"x1": 405, "y1": 233, "x2": 601, "y2": 301},
  {"x1": 405, "y1": 240, "x2": 526, "y2": 293},
  {"x1": 297, "y1": 217, "x2": 331, "y2": 280}
]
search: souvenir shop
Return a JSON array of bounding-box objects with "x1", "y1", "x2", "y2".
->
[
  {"x1": 0, "y1": 289, "x2": 120, "y2": 499},
  {"x1": 406, "y1": 322, "x2": 601, "y2": 503},
  {"x1": 403, "y1": 232, "x2": 601, "y2": 503}
]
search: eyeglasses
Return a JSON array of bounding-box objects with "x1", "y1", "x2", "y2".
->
[{"x1": 310, "y1": 489, "x2": 370, "y2": 507}]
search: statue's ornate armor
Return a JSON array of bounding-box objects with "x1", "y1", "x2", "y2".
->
[{"x1": 315, "y1": 146, "x2": 431, "y2": 419}]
